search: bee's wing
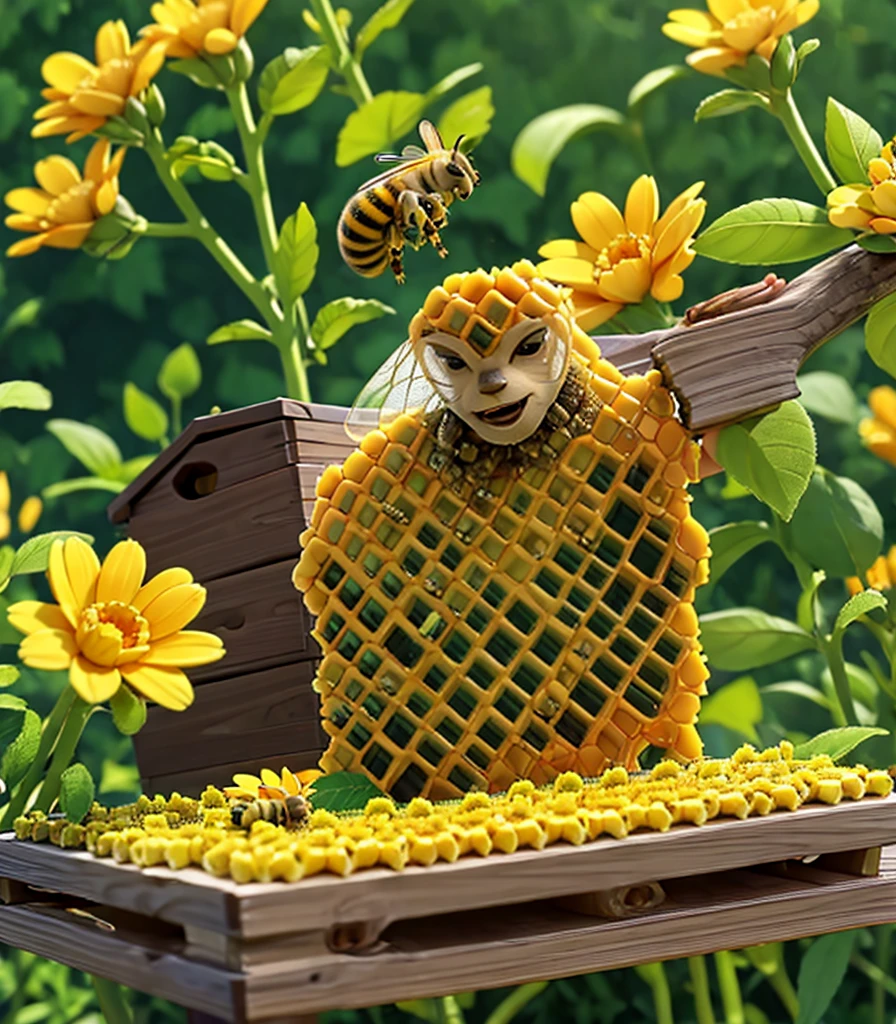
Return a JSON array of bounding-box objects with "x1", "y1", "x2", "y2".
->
[
  {"x1": 345, "y1": 343, "x2": 441, "y2": 443},
  {"x1": 347, "y1": 154, "x2": 435, "y2": 196},
  {"x1": 418, "y1": 119, "x2": 444, "y2": 153}
]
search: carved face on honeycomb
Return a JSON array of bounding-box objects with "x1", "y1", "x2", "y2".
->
[{"x1": 414, "y1": 313, "x2": 571, "y2": 445}]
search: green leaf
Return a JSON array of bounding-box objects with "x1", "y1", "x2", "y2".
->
[
  {"x1": 157, "y1": 343, "x2": 201, "y2": 403},
  {"x1": 858, "y1": 233, "x2": 896, "y2": 254},
  {"x1": 99, "y1": 758, "x2": 141, "y2": 796},
  {"x1": 0, "y1": 381, "x2": 52, "y2": 412},
  {"x1": 309, "y1": 770, "x2": 386, "y2": 812},
  {"x1": 511, "y1": 104, "x2": 625, "y2": 196},
  {"x1": 355, "y1": 0, "x2": 415, "y2": 58},
  {"x1": 796, "y1": 931, "x2": 857, "y2": 1024},
  {"x1": 59, "y1": 762, "x2": 95, "y2": 823},
  {"x1": 423, "y1": 63, "x2": 482, "y2": 106},
  {"x1": 276, "y1": 202, "x2": 319, "y2": 301},
  {"x1": 627, "y1": 65, "x2": 691, "y2": 115},
  {"x1": 438, "y1": 86, "x2": 494, "y2": 149},
  {"x1": 864, "y1": 293, "x2": 896, "y2": 379},
  {"x1": 0, "y1": 666, "x2": 20, "y2": 688},
  {"x1": 699, "y1": 676, "x2": 762, "y2": 742},
  {"x1": 700, "y1": 608, "x2": 817, "y2": 671},
  {"x1": 796, "y1": 569, "x2": 825, "y2": 634},
  {"x1": 123, "y1": 382, "x2": 168, "y2": 443},
  {"x1": 115, "y1": 455, "x2": 156, "y2": 483},
  {"x1": 795, "y1": 38, "x2": 820, "y2": 75},
  {"x1": 786, "y1": 468, "x2": 883, "y2": 577},
  {"x1": 695, "y1": 89, "x2": 768, "y2": 121},
  {"x1": 763, "y1": 680, "x2": 830, "y2": 710},
  {"x1": 794, "y1": 726, "x2": 888, "y2": 761},
  {"x1": 796, "y1": 371, "x2": 856, "y2": 424},
  {"x1": 825, "y1": 98, "x2": 881, "y2": 185},
  {"x1": 311, "y1": 297, "x2": 395, "y2": 352},
  {"x1": 207, "y1": 319, "x2": 273, "y2": 345},
  {"x1": 721, "y1": 474, "x2": 751, "y2": 500},
  {"x1": 707, "y1": 521, "x2": 774, "y2": 589},
  {"x1": 715, "y1": 400, "x2": 816, "y2": 521},
  {"x1": 833, "y1": 590, "x2": 887, "y2": 635},
  {"x1": 258, "y1": 46, "x2": 330, "y2": 116},
  {"x1": 109, "y1": 686, "x2": 147, "y2": 736},
  {"x1": 168, "y1": 57, "x2": 224, "y2": 90},
  {"x1": 46, "y1": 418, "x2": 122, "y2": 478},
  {"x1": 694, "y1": 198, "x2": 853, "y2": 264},
  {"x1": 0, "y1": 694, "x2": 25, "y2": 710},
  {"x1": 0, "y1": 709, "x2": 40, "y2": 790},
  {"x1": 336, "y1": 91, "x2": 427, "y2": 166},
  {"x1": 10, "y1": 531, "x2": 93, "y2": 576},
  {"x1": 42, "y1": 476, "x2": 125, "y2": 499},
  {"x1": 0, "y1": 298, "x2": 42, "y2": 340},
  {"x1": 0, "y1": 546, "x2": 13, "y2": 592}
]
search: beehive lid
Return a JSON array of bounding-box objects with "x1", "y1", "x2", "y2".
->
[{"x1": 107, "y1": 399, "x2": 348, "y2": 524}]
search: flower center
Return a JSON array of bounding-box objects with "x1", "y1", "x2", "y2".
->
[
  {"x1": 721, "y1": 7, "x2": 776, "y2": 52},
  {"x1": 595, "y1": 233, "x2": 653, "y2": 275},
  {"x1": 79, "y1": 58, "x2": 133, "y2": 102},
  {"x1": 76, "y1": 600, "x2": 150, "y2": 666},
  {"x1": 46, "y1": 181, "x2": 95, "y2": 225}
]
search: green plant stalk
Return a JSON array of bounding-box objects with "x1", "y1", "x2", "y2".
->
[
  {"x1": 853, "y1": 951, "x2": 896, "y2": 999},
  {"x1": 872, "y1": 926, "x2": 892, "y2": 1024},
  {"x1": 144, "y1": 132, "x2": 278, "y2": 331},
  {"x1": 30, "y1": 697, "x2": 92, "y2": 814},
  {"x1": 714, "y1": 951, "x2": 744, "y2": 1024},
  {"x1": 687, "y1": 956, "x2": 715, "y2": 1024},
  {"x1": 91, "y1": 976, "x2": 134, "y2": 1024},
  {"x1": 309, "y1": 0, "x2": 373, "y2": 107},
  {"x1": 637, "y1": 963, "x2": 675, "y2": 1024},
  {"x1": 141, "y1": 221, "x2": 194, "y2": 238},
  {"x1": 169, "y1": 394, "x2": 182, "y2": 438},
  {"x1": 767, "y1": 961, "x2": 800, "y2": 1021},
  {"x1": 769, "y1": 89, "x2": 837, "y2": 195},
  {"x1": 821, "y1": 632, "x2": 859, "y2": 726},
  {"x1": 484, "y1": 982, "x2": 549, "y2": 1024},
  {"x1": 226, "y1": 83, "x2": 311, "y2": 402},
  {"x1": 439, "y1": 996, "x2": 465, "y2": 1024},
  {"x1": 0, "y1": 687, "x2": 75, "y2": 830}
]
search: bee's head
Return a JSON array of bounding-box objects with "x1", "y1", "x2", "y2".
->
[{"x1": 432, "y1": 138, "x2": 480, "y2": 199}]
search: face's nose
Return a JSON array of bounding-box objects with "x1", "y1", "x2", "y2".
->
[{"x1": 478, "y1": 368, "x2": 507, "y2": 395}]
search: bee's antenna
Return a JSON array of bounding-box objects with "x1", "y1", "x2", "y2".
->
[{"x1": 452, "y1": 136, "x2": 466, "y2": 158}]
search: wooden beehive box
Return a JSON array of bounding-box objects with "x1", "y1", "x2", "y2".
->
[{"x1": 107, "y1": 399, "x2": 355, "y2": 795}]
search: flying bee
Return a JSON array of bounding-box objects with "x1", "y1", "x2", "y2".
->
[
  {"x1": 337, "y1": 119, "x2": 481, "y2": 284},
  {"x1": 230, "y1": 786, "x2": 310, "y2": 830}
]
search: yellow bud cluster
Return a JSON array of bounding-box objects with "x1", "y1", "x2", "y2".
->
[{"x1": 11, "y1": 744, "x2": 893, "y2": 884}]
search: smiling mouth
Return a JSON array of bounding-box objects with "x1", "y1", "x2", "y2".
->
[{"x1": 474, "y1": 395, "x2": 530, "y2": 426}]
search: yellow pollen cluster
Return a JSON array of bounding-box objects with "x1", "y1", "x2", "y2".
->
[{"x1": 13, "y1": 744, "x2": 893, "y2": 884}]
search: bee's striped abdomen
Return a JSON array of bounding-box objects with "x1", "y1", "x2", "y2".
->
[{"x1": 338, "y1": 184, "x2": 397, "y2": 277}]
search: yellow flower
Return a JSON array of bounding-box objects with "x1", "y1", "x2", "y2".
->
[
  {"x1": 537, "y1": 176, "x2": 706, "y2": 329},
  {"x1": 828, "y1": 139, "x2": 896, "y2": 235},
  {"x1": 6, "y1": 536, "x2": 224, "y2": 709},
  {"x1": 32, "y1": 20, "x2": 166, "y2": 143},
  {"x1": 0, "y1": 473, "x2": 9, "y2": 542},
  {"x1": 0, "y1": 474, "x2": 43, "y2": 540},
  {"x1": 223, "y1": 767, "x2": 322, "y2": 801},
  {"x1": 858, "y1": 385, "x2": 896, "y2": 466},
  {"x1": 140, "y1": 0, "x2": 269, "y2": 57},
  {"x1": 846, "y1": 545, "x2": 896, "y2": 596},
  {"x1": 4, "y1": 139, "x2": 125, "y2": 258},
  {"x1": 663, "y1": 0, "x2": 819, "y2": 76}
]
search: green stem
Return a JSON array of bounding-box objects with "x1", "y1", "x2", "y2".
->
[
  {"x1": 873, "y1": 926, "x2": 892, "y2": 1024},
  {"x1": 768, "y1": 963, "x2": 800, "y2": 1021},
  {"x1": 144, "y1": 131, "x2": 278, "y2": 330},
  {"x1": 822, "y1": 633, "x2": 859, "y2": 726},
  {"x1": 714, "y1": 951, "x2": 744, "y2": 1024},
  {"x1": 226, "y1": 83, "x2": 312, "y2": 402},
  {"x1": 0, "y1": 687, "x2": 75, "y2": 830},
  {"x1": 91, "y1": 976, "x2": 134, "y2": 1024},
  {"x1": 853, "y1": 952, "x2": 896, "y2": 1000},
  {"x1": 309, "y1": 0, "x2": 373, "y2": 107},
  {"x1": 141, "y1": 221, "x2": 194, "y2": 238},
  {"x1": 637, "y1": 963, "x2": 675, "y2": 1024},
  {"x1": 170, "y1": 394, "x2": 182, "y2": 438},
  {"x1": 484, "y1": 982, "x2": 549, "y2": 1024},
  {"x1": 31, "y1": 697, "x2": 92, "y2": 815},
  {"x1": 687, "y1": 957, "x2": 715, "y2": 1024},
  {"x1": 769, "y1": 89, "x2": 837, "y2": 195}
]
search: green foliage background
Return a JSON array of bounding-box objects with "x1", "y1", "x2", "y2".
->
[{"x1": 2, "y1": 0, "x2": 896, "y2": 1021}]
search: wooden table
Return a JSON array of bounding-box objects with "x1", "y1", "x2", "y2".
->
[{"x1": 3, "y1": 798, "x2": 896, "y2": 1022}]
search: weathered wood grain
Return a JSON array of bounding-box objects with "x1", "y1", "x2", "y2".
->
[
  {"x1": 190, "y1": 559, "x2": 315, "y2": 683},
  {"x1": 142, "y1": 751, "x2": 323, "y2": 800},
  {"x1": 134, "y1": 661, "x2": 324, "y2": 784}
]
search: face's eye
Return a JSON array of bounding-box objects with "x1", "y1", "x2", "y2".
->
[
  {"x1": 445, "y1": 162, "x2": 464, "y2": 177},
  {"x1": 436, "y1": 350, "x2": 469, "y2": 372},
  {"x1": 421, "y1": 198, "x2": 433, "y2": 214},
  {"x1": 513, "y1": 329, "x2": 546, "y2": 359}
]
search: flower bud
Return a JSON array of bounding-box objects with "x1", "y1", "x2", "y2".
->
[
  {"x1": 94, "y1": 116, "x2": 148, "y2": 147},
  {"x1": 143, "y1": 83, "x2": 166, "y2": 127},
  {"x1": 83, "y1": 196, "x2": 144, "y2": 261},
  {"x1": 232, "y1": 37, "x2": 254, "y2": 82},
  {"x1": 770, "y1": 34, "x2": 797, "y2": 91}
]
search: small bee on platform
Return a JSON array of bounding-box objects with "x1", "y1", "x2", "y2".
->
[
  {"x1": 337, "y1": 119, "x2": 481, "y2": 284},
  {"x1": 230, "y1": 788, "x2": 309, "y2": 830}
]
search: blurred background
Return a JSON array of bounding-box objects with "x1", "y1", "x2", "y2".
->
[{"x1": 2, "y1": 0, "x2": 896, "y2": 1020}]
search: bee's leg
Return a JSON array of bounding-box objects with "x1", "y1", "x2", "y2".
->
[
  {"x1": 419, "y1": 193, "x2": 449, "y2": 258},
  {"x1": 397, "y1": 191, "x2": 429, "y2": 251},
  {"x1": 388, "y1": 222, "x2": 406, "y2": 285}
]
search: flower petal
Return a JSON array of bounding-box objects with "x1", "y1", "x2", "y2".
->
[
  {"x1": 96, "y1": 539, "x2": 147, "y2": 605},
  {"x1": 232, "y1": 0, "x2": 269, "y2": 36},
  {"x1": 686, "y1": 46, "x2": 744, "y2": 75},
  {"x1": 69, "y1": 88, "x2": 125, "y2": 116},
  {"x1": 572, "y1": 192, "x2": 624, "y2": 251},
  {"x1": 624, "y1": 175, "x2": 660, "y2": 236},
  {"x1": 5, "y1": 188, "x2": 52, "y2": 217},
  {"x1": 131, "y1": 40, "x2": 168, "y2": 95},
  {"x1": 651, "y1": 263, "x2": 687, "y2": 302},
  {"x1": 70, "y1": 654, "x2": 121, "y2": 703},
  {"x1": 873, "y1": 180, "x2": 896, "y2": 219},
  {"x1": 776, "y1": 0, "x2": 819, "y2": 35},
  {"x1": 6, "y1": 234, "x2": 49, "y2": 257},
  {"x1": 666, "y1": 8, "x2": 720, "y2": 31},
  {"x1": 32, "y1": 115, "x2": 105, "y2": 140},
  {"x1": 142, "y1": 583, "x2": 207, "y2": 639},
  {"x1": 0, "y1": 472, "x2": 8, "y2": 514},
  {"x1": 5, "y1": 214, "x2": 46, "y2": 233},
  {"x1": 708, "y1": 0, "x2": 749, "y2": 19},
  {"x1": 572, "y1": 298, "x2": 624, "y2": 331},
  {"x1": 537, "y1": 239, "x2": 599, "y2": 262},
  {"x1": 34, "y1": 156, "x2": 81, "y2": 196},
  {"x1": 143, "y1": 629, "x2": 224, "y2": 667},
  {"x1": 870, "y1": 216, "x2": 896, "y2": 234},
  {"x1": 232, "y1": 773, "x2": 262, "y2": 795},
  {"x1": 653, "y1": 198, "x2": 706, "y2": 267},
  {"x1": 43, "y1": 223, "x2": 94, "y2": 249},
  {"x1": 597, "y1": 256, "x2": 652, "y2": 304},
  {"x1": 133, "y1": 566, "x2": 194, "y2": 612},
  {"x1": 280, "y1": 767, "x2": 300, "y2": 794},
  {"x1": 537, "y1": 256, "x2": 598, "y2": 289},
  {"x1": 260, "y1": 768, "x2": 280, "y2": 787},
  {"x1": 869, "y1": 387, "x2": 896, "y2": 431},
  {"x1": 63, "y1": 536, "x2": 101, "y2": 616},
  {"x1": 662, "y1": 21, "x2": 716, "y2": 47},
  {"x1": 654, "y1": 181, "x2": 705, "y2": 240},
  {"x1": 6, "y1": 600, "x2": 72, "y2": 635},
  {"x1": 95, "y1": 20, "x2": 131, "y2": 64},
  {"x1": 828, "y1": 205, "x2": 873, "y2": 230},
  {"x1": 19, "y1": 628, "x2": 78, "y2": 670},
  {"x1": 120, "y1": 662, "x2": 194, "y2": 710},
  {"x1": 42, "y1": 52, "x2": 97, "y2": 92},
  {"x1": 204, "y1": 27, "x2": 238, "y2": 53}
]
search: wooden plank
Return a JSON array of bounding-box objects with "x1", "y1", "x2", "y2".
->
[
  {"x1": 0, "y1": 834, "x2": 241, "y2": 934},
  {"x1": 190, "y1": 559, "x2": 317, "y2": 683},
  {"x1": 134, "y1": 661, "x2": 324, "y2": 782},
  {"x1": 243, "y1": 853, "x2": 896, "y2": 1018},
  {"x1": 143, "y1": 752, "x2": 323, "y2": 801}
]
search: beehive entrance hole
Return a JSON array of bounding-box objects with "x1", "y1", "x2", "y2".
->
[{"x1": 173, "y1": 461, "x2": 218, "y2": 500}]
